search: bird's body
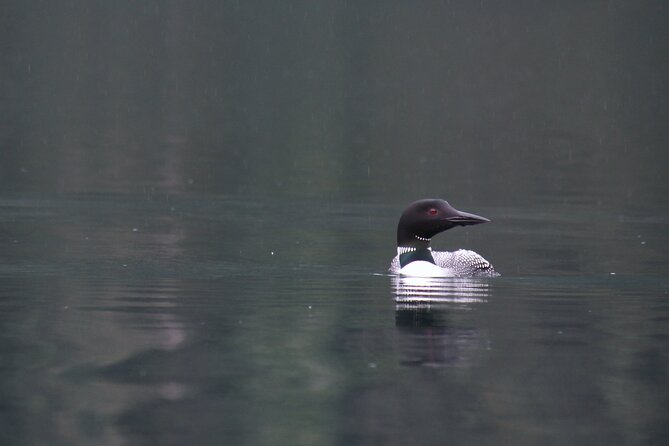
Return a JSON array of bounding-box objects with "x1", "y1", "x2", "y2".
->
[{"x1": 389, "y1": 248, "x2": 498, "y2": 277}]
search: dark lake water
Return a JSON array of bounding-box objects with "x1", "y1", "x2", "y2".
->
[{"x1": 1, "y1": 2, "x2": 668, "y2": 445}]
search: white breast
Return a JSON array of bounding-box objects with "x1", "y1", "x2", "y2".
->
[{"x1": 398, "y1": 260, "x2": 455, "y2": 278}]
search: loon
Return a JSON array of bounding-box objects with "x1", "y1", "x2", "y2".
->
[{"x1": 389, "y1": 199, "x2": 499, "y2": 278}]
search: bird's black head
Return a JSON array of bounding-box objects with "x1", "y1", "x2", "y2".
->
[{"x1": 396, "y1": 198, "x2": 490, "y2": 248}]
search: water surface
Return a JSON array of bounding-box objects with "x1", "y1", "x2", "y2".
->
[{"x1": 1, "y1": 193, "x2": 667, "y2": 445}]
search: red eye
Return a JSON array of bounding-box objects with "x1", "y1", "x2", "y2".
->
[{"x1": 428, "y1": 208, "x2": 438, "y2": 216}]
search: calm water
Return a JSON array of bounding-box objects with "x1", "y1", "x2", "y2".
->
[
  {"x1": 1, "y1": 1, "x2": 668, "y2": 445},
  {"x1": 0, "y1": 193, "x2": 666, "y2": 445}
]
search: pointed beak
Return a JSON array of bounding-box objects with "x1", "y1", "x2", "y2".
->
[{"x1": 444, "y1": 210, "x2": 490, "y2": 226}]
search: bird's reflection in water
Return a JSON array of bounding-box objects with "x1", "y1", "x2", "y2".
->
[
  {"x1": 392, "y1": 276, "x2": 490, "y2": 304},
  {"x1": 392, "y1": 276, "x2": 492, "y2": 368}
]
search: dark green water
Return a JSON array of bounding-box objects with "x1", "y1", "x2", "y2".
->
[
  {"x1": 1, "y1": 2, "x2": 668, "y2": 445},
  {"x1": 0, "y1": 193, "x2": 666, "y2": 445}
]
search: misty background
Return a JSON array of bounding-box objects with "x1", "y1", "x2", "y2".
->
[{"x1": 2, "y1": 1, "x2": 667, "y2": 206}]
